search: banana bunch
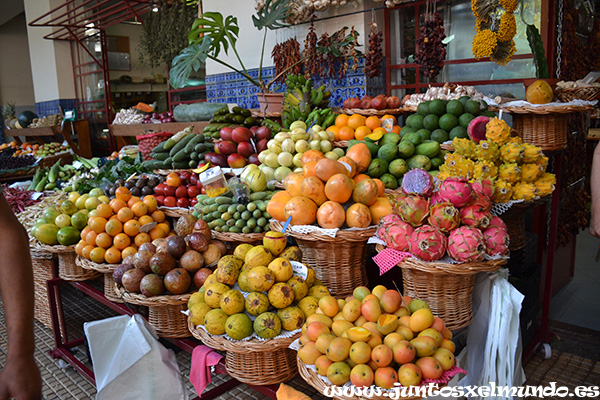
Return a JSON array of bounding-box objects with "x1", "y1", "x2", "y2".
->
[{"x1": 282, "y1": 74, "x2": 332, "y2": 129}]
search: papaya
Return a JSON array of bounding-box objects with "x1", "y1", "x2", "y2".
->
[
  {"x1": 301, "y1": 176, "x2": 327, "y2": 206},
  {"x1": 352, "y1": 178, "x2": 379, "y2": 206},
  {"x1": 526, "y1": 80, "x2": 553, "y2": 104},
  {"x1": 283, "y1": 172, "x2": 305, "y2": 197},
  {"x1": 324, "y1": 174, "x2": 354, "y2": 203},
  {"x1": 301, "y1": 150, "x2": 325, "y2": 166},
  {"x1": 346, "y1": 203, "x2": 372, "y2": 228},
  {"x1": 284, "y1": 196, "x2": 317, "y2": 225},
  {"x1": 369, "y1": 197, "x2": 394, "y2": 224},
  {"x1": 316, "y1": 201, "x2": 346, "y2": 229},
  {"x1": 267, "y1": 191, "x2": 292, "y2": 222},
  {"x1": 337, "y1": 156, "x2": 357, "y2": 178},
  {"x1": 315, "y1": 158, "x2": 347, "y2": 182},
  {"x1": 346, "y1": 143, "x2": 372, "y2": 173}
]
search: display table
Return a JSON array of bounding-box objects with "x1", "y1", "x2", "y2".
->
[
  {"x1": 110, "y1": 121, "x2": 210, "y2": 148},
  {"x1": 5, "y1": 120, "x2": 92, "y2": 158}
]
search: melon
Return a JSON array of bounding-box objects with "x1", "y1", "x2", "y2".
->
[
  {"x1": 17, "y1": 110, "x2": 38, "y2": 128},
  {"x1": 526, "y1": 80, "x2": 553, "y2": 104}
]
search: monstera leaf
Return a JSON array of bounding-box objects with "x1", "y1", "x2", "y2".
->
[
  {"x1": 188, "y1": 12, "x2": 239, "y2": 58},
  {"x1": 169, "y1": 36, "x2": 212, "y2": 89},
  {"x1": 252, "y1": 0, "x2": 290, "y2": 30}
]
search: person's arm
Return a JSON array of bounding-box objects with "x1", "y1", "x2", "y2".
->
[
  {"x1": 591, "y1": 144, "x2": 600, "y2": 238},
  {"x1": 0, "y1": 193, "x2": 41, "y2": 400}
]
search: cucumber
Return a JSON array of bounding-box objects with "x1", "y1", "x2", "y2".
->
[
  {"x1": 253, "y1": 209, "x2": 262, "y2": 219},
  {"x1": 249, "y1": 192, "x2": 268, "y2": 201},
  {"x1": 215, "y1": 197, "x2": 232, "y2": 205},
  {"x1": 163, "y1": 157, "x2": 173, "y2": 166},
  {"x1": 195, "y1": 143, "x2": 207, "y2": 153},
  {"x1": 256, "y1": 201, "x2": 267, "y2": 212},
  {"x1": 163, "y1": 138, "x2": 177, "y2": 150},
  {"x1": 141, "y1": 160, "x2": 166, "y2": 169},
  {"x1": 173, "y1": 149, "x2": 191, "y2": 162},
  {"x1": 170, "y1": 133, "x2": 196, "y2": 156},
  {"x1": 153, "y1": 152, "x2": 170, "y2": 161},
  {"x1": 235, "y1": 219, "x2": 245, "y2": 228},
  {"x1": 247, "y1": 202, "x2": 257, "y2": 212},
  {"x1": 205, "y1": 197, "x2": 217, "y2": 205},
  {"x1": 173, "y1": 160, "x2": 191, "y2": 169},
  {"x1": 218, "y1": 204, "x2": 229, "y2": 213},
  {"x1": 211, "y1": 211, "x2": 221, "y2": 220},
  {"x1": 253, "y1": 226, "x2": 263, "y2": 233},
  {"x1": 229, "y1": 226, "x2": 241, "y2": 233},
  {"x1": 185, "y1": 134, "x2": 205, "y2": 153},
  {"x1": 152, "y1": 141, "x2": 168, "y2": 153}
]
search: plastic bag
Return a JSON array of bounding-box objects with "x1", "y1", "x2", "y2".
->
[{"x1": 84, "y1": 314, "x2": 188, "y2": 400}]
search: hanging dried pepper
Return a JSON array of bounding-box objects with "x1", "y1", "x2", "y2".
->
[
  {"x1": 415, "y1": 7, "x2": 447, "y2": 80},
  {"x1": 304, "y1": 19, "x2": 319, "y2": 78},
  {"x1": 317, "y1": 32, "x2": 336, "y2": 78},
  {"x1": 364, "y1": 22, "x2": 383, "y2": 78},
  {"x1": 272, "y1": 38, "x2": 301, "y2": 84}
]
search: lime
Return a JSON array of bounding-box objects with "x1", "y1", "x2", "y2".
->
[
  {"x1": 377, "y1": 144, "x2": 398, "y2": 163},
  {"x1": 481, "y1": 110, "x2": 496, "y2": 118},
  {"x1": 422, "y1": 114, "x2": 439, "y2": 131},
  {"x1": 449, "y1": 126, "x2": 468, "y2": 139},
  {"x1": 458, "y1": 113, "x2": 475, "y2": 129},
  {"x1": 431, "y1": 129, "x2": 449, "y2": 143},
  {"x1": 367, "y1": 159, "x2": 389, "y2": 178},
  {"x1": 85, "y1": 197, "x2": 101, "y2": 211},
  {"x1": 428, "y1": 99, "x2": 447, "y2": 116},
  {"x1": 35, "y1": 224, "x2": 59, "y2": 245},
  {"x1": 75, "y1": 194, "x2": 89, "y2": 210},
  {"x1": 397, "y1": 141, "x2": 416, "y2": 158},
  {"x1": 406, "y1": 114, "x2": 424, "y2": 130},
  {"x1": 458, "y1": 96, "x2": 470, "y2": 105},
  {"x1": 54, "y1": 214, "x2": 72, "y2": 228},
  {"x1": 402, "y1": 132, "x2": 423, "y2": 146},
  {"x1": 36, "y1": 217, "x2": 47, "y2": 225},
  {"x1": 98, "y1": 195, "x2": 110, "y2": 204},
  {"x1": 57, "y1": 226, "x2": 80, "y2": 246},
  {"x1": 446, "y1": 100, "x2": 464, "y2": 117},
  {"x1": 416, "y1": 102, "x2": 430, "y2": 116},
  {"x1": 464, "y1": 100, "x2": 481, "y2": 116},
  {"x1": 400, "y1": 126, "x2": 416, "y2": 138},
  {"x1": 30, "y1": 222, "x2": 44, "y2": 238},
  {"x1": 389, "y1": 159, "x2": 408, "y2": 178},
  {"x1": 380, "y1": 173, "x2": 398, "y2": 189},
  {"x1": 439, "y1": 114, "x2": 459, "y2": 132},
  {"x1": 42, "y1": 207, "x2": 60, "y2": 223},
  {"x1": 71, "y1": 211, "x2": 88, "y2": 230},
  {"x1": 89, "y1": 188, "x2": 105, "y2": 197},
  {"x1": 68, "y1": 192, "x2": 80, "y2": 203}
]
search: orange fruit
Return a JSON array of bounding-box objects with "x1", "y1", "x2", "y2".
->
[
  {"x1": 82, "y1": 245, "x2": 95, "y2": 260},
  {"x1": 131, "y1": 202, "x2": 148, "y2": 217},
  {"x1": 121, "y1": 246, "x2": 137, "y2": 260},
  {"x1": 89, "y1": 217, "x2": 107, "y2": 234},
  {"x1": 109, "y1": 215, "x2": 120, "y2": 221},
  {"x1": 335, "y1": 114, "x2": 349, "y2": 128},
  {"x1": 104, "y1": 247, "x2": 122, "y2": 264},
  {"x1": 127, "y1": 196, "x2": 141, "y2": 208},
  {"x1": 143, "y1": 196, "x2": 158, "y2": 213},
  {"x1": 115, "y1": 187, "x2": 131, "y2": 202},
  {"x1": 89, "y1": 247, "x2": 106, "y2": 264},
  {"x1": 138, "y1": 215, "x2": 154, "y2": 226},
  {"x1": 326, "y1": 126, "x2": 340, "y2": 141},
  {"x1": 113, "y1": 233, "x2": 131, "y2": 250},
  {"x1": 85, "y1": 231, "x2": 98, "y2": 246},
  {"x1": 124, "y1": 220, "x2": 141, "y2": 237},
  {"x1": 338, "y1": 126, "x2": 355, "y2": 141},
  {"x1": 381, "y1": 114, "x2": 397, "y2": 124},
  {"x1": 365, "y1": 116, "x2": 381, "y2": 131},
  {"x1": 348, "y1": 114, "x2": 366, "y2": 130},
  {"x1": 105, "y1": 219, "x2": 123, "y2": 236},
  {"x1": 110, "y1": 198, "x2": 127, "y2": 214},
  {"x1": 117, "y1": 207, "x2": 134, "y2": 223},
  {"x1": 166, "y1": 172, "x2": 181, "y2": 187},
  {"x1": 151, "y1": 210, "x2": 166, "y2": 223},
  {"x1": 80, "y1": 227, "x2": 92, "y2": 240},
  {"x1": 354, "y1": 126, "x2": 372, "y2": 141},
  {"x1": 75, "y1": 241, "x2": 86, "y2": 256},
  {"x1": 157, "y1": 222, "x2": 170, "y2": 235},
  {"x1": 149, "y1": 226, "x2": 166, "y2": 240},
  {"x1": 134, "y1": 232, "x2": 151, "y2": 247},
  {"x1": 95, "y1": 232, "x2": 113, "y2": 249},
  {"x1": 96, "y1": 203, "x2": 113, "y2": 219},
  {"x1": 392, "y1": 125, "x2": 401, "y2": 134}
]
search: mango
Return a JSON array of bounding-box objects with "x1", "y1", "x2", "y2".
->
[
  {"x1": 409, "y1": 308, "x2": 434, "y2": 333},
  {"x1": 346, "y1": 326, "x2": 372, "y2": 342},
  {"x1": 349, "y1": 341, "x2": 371, "y2": 364},
  {"x1": 331, "y1": 320, "x2": 354, "y2": 337},
  {"x1": 342, "y1": 299, "x2": 362, "y2": 322},
  {"x1": 377, "y1": 314, "x2": 399, "y2": 335},
  {"x1": 411, "y1": 336, "x2": 437, "y2": 357},
  {"x1": 326, "y1": 337, "x2": 352, "y2": 362},
  {"x1": 361, "y1": 299, "x2": 382, "y2": 322},
  {"x1": 318, "y1": 295, "x2": 339, "y2": 317}
]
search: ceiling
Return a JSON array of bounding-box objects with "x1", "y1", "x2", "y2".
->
[{"x1": 0, "y1": 0, "x2": 24, "y2": 27}]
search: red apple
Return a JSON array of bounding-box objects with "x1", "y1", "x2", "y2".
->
[
  {"x1": 232, "y1": 127, "x2": 253, "y2": 143},
  {"x1": 250, "y1": 126, "x2": 259, "y2": 134},
  {"x1": 371, "y1": 96, "x2": 387, "y2": 110},
  {"x1": 163, "y1": 185, "x2": 176, "y2": 197},
  {"x1": 237, "y1": 141, "x2": 255, "y2": 158},
  {"x1": 154, "y1": 183, "x2": 166, "y2": 196},
  {"x1": 187, "y1": 186, "x2": 200, "y2": 198},
  {"x1": 193, "y1": 268, "x2": 213, "y2": 288},
  {"x1": 254, "y1": 126, "x2": 271, "y2": 141},
  {"x1": 227, "y1": 153, "x2": 247, "y2": 169},
  {"x1": 179, "y1": 170, "x2": 192, "y2": 184},
  {"x1": 164, "y1": 196, "x2": 177, "y2": 208},
  {"x1": 155, "y1": 195, "x2": 165, "y2": 206},
  {"x1": 216, "y1": 141, "x2": 238, "y2": 156},
  {"x1": 175, "y1": 185, "x2": 188, "y2": 198},
  {"x1": 177, "y1": 197, "x2": 190, "y2": 208},
  {"x1": 387, "y1": 96, "x2": 401, "y2": 109},
  {"x1": 190, "y1": 198, "x2": 198, "y2": 207},
  {"x1": 257, "y1": 138, "x2": 268, "y2": 153},
  {"x1": 361, "y1": 95, "x2": 373, "y2": 101},
  {"x1": 190, "y1": 173, "x2": 199, "y2": 185},
  {"x1": 220, "y1": 127, "x2": 233, "y2": 141},
  {"x1": 248, "y1": 154, "x2": 260, "y2": 165}
]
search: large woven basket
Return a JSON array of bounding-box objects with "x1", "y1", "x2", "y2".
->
[
  {"x1": 158, "y1": 206, "x2": 192, "y2": 219},
  {"x1": 75, "y1": 256, "x2": 121, "y2": 303},
  {"x1": 32, "y1": 256, "x2": 57, "y2": 330},
  {"x1": 498, "y1": 198, "x2": 548, "y2": 251},
  {"x1": 189, "y1": 320, "x2": 300, "y2": 385},
  {"x1": 270, "y1": 220, "x2": 375, "y2": 298},
  {"x1": 115, "y1": 285, "x2": 191, "y2": 338},
  {"x1": 212, "y1": 231, "x2": 265, "y2": 252},
  {"x1": 555, "y1": 86, "x2": 600, "y2": 102},
  {"x1": 339, "y1": 107, "x2": 404, "y2": 116},
  {"x1": 34, "y1": 243, "x2": 100, "y2": 281},
  {"x1": 376, "y1": 245, "x2": 504, "y2": 330}
]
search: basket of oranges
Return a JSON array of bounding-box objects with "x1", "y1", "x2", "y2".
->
[{"x1": 329, "y1": 114, "x2": 402, "y2": 147}]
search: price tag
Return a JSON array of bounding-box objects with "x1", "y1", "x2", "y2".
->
[
  {"x1": 31, "y1": 192, "x2": 44, "y2": 200},
  {"x1": 227, "y1": 103, "x2": 239, "y2": 113},
  {"x1": 72, "y1": 161, "x2": 83, "y2": 169},
  {"x1": 290, "y1": 261, "x2": 308, "y2": 280}
]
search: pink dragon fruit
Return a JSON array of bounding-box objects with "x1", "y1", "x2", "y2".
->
[
  {"x1": 483, "y1": 226, "x2": 510, "y2": 256},
  {"x1": 471, "y1": 179, "x2": 494, "y2": 199},
  {"x1": 467, "y1": 116, "x2": 490, "y2": 143},
  {"x1": 460, "y1": 204, "x2": 492, "y2": 229},
  {"x1": 429, "y1": 191, "x2": 445, "y2": 206},
  {"x1": 438, "y1": 177, "x2": 474, "y2": 208},
  {"x1": 427, "y1": 203, "x2": 461, "y2": 233},
  {"x1": 376, "y1": 214, "x2": 403, "y2": 239},
  {"x1": 488, "y1": 216, "x2": 508, "y2": 231},
  {"x1": 391, "y1": 194, "x2": 430, "y2": 227},
  {"x1": 447, "y1": 226, "x2": 486, "y2": 262},
  {"x1": 382, "y1": 221, "x2": 414, "y2": 252},
  {"x1": 467, "y1": 190, "x2": 492, "y2": 212},
  {"x1": 401, "y1": 169, "x2": 434, "y2": 196},
  {"x1": 408, "y1": 225, "x2": 447, "y2": 261}
]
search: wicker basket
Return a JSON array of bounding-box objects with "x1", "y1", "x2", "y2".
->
[
  {"x1": 33, "y1": 243, "x2": 100, "y2": 281},
  {"x1": 498, "y1": 198, "x2": 548, "y2": 251},
  {"x1": 75, "y1": 256, "x2": 121, "y2": 303},
  {"x1": 212, "y1": 231, "x2": 265, "y2": 252},
  {"x1": 270, "y1": 220, "x2": 375, "y2": 298},
  {"x1": 189, "y1": 320, "x2": 300, "y2": 385},
  {"x1": 333, "y1": 140, "x2": 348, "y2": 148},
  {"x1": 376, "y1": 245, "x2": 504, "y2": 330},
  {"x1": 114, "y1": 285, "x2": 191, "y2": 338},
  {"x1": 158, "y1": 206, "x2": 193, "y2": 219},
  {"x1": 32, "y1": 257, "x2": 57, "y2": 330},
  {"x1": 555, "y1": 87, "x2": 600, "y2": 102},
  {"x1": 340, "y1": 107, "x2": 404, "y2": 116}
]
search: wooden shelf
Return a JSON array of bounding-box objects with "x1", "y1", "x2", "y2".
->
[{"x1": 110, "y1": 82, "x2": 168, "y2": 93}]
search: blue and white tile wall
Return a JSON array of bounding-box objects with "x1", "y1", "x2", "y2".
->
[
  {"x1": 206, "y1": 58, "x2": 369, "y2": 108},
  {"x1": 35, "y1": 99, "x2": 77, "y2": 117}
]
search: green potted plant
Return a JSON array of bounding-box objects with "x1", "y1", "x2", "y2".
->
[{"x1": 523, "y1": 22, "x2": 557, "y2": 89}]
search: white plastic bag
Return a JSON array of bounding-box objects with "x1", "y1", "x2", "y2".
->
[
  {"x1": 84, "y1": 314, "x2": 188, "y2": 400},
  {"x1": 458, "y1": 269, "x2": 525, "y2": 399}
]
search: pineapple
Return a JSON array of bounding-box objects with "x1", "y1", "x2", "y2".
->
[
  {"x1": 512, "y1": 182, "x2": 538, "y2": 201},
  {"x1": 535, "y1": 156, "x2": 549, "y2": 170},
  {"x1": 520, "y1": 163, "x2": 544, "y2": 182},
  {"x1": 2, "y1": 102, "x2": 15, "y2": 128},
  {"x1": 486, "y1": 117, "x2": 511, "y2": 146},
  {"x1": 473, "y1": 160, "x2": 499, "y2": 181},
  {"x1": 534, "y1": 178, "x2": 555, "y2": 197},
  {"x1": 443, "y1": 153, "x2": 475, "y2": 179},
  {"x1": 498, "y1": 163, "x2": 521, "y2": 183},
  {"x1": 475, "y1": 140, "x2": 500, "y2": 162},
  {"x1": 493, "y1": 180, "x2": 513, "y2": 203},
  {"x1": 522, "y1": 144, "x2": 543, "y2": 164},
  {"x1": 452, "y1": 138, "x2": 477, "y2": 160},
  {"x1": 500, "y1": 142, "x2": 524, "y2": 164}
]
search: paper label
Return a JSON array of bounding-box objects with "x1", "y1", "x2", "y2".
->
[
  {"x1": 72, "y1": 161, "x2": 83, "y2": 169},
  {"x1": 31, "y1": 192, "x2": 44, "y2": 200},
  {"x1": 290, "y1": 261, "x2": 308, "y2": 280},
  {"x1": 227, "y1": 103, "x2": 238, "y2": 113}
]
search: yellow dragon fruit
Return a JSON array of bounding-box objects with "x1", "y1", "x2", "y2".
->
[
  {"x1": 437, "y1": 169, "x2": 450, "y2": 181},
  {"x1": 442, "y1": 153, "x2": 475, "y2": 179},
  {"x1": 512, "y1": 182, "x2": 538, "y2": 201},
  {"x1": 452, "y1": 138, "x2": 477, "y2": 160},
  {"x1": 534, "y1": 178, "x2": 555, "y2": 197},
  {"x1": 498, "y1": 163, "x2": 521, "y2": 183},
  {"x1": 507, "y1": 136, "x2": 523, "y2": 144},
  {"x1": 486, "y1": 117, "x2": 511, "y2": 146},
  {"x1": 475, "y1": 140, "x2": 500, "y2": 162},
  {"x1": 535, "y1": 156, "x2": 549, "y2": 169},
  {"x1": 500, "y1": 142, "x2": 525, "y2": 163},
  {"x1": 537, "y1": 172, "x2": 556, "y2": 184},
  {"x1": 493, "y1": 180, "x2": 513, "y2": 203},
  {"x1": 522, "y1": 144, "x2": 543, "y2": 163},
  {"x1": 473, "y1": 161, "x2": 499, "y2": 181},
  {"x1": 520, "y1": 163, "x2": 544, "y2": 182}
]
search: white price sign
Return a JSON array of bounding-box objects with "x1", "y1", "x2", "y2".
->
[{"x1": 290, "y1": 261, "x2": 308, "y2": 280}]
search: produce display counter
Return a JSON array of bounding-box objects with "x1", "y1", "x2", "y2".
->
[
  {"x1": 45, "y1": 276, "x2": 280, "y2": 400},
  {"x1": 110, "y1": 121, "x2": 211, "y2": 148},
  {"x1": 5, "y1": 120, "x2": 92, "y2": 158}
]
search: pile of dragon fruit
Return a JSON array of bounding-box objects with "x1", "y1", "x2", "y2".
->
[{"x1": 376, "y1": 168, "x2": 509, "y2": 263}]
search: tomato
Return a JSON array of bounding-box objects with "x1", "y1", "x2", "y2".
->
[
  {"x1": 179, "y1": 171, "x2": 192, "y2": 184},
  {"x1": 190, "y1": 198, "x2": 198, "y2": 207},
  {"x1": 200, "y1": 187, "x2": 206, "y2": 195},
  {"x1": 163, "y1": 185, "x2": 176, "y2": 197},
  {"x1": 177, "y1": 197, "x2": 190, "y2": 208},
  {"x1": 175, "y1": 185, "x2": 188, "y2": 198},
  {"x1": 187, "y1": 186, "x2": 200, "y2": 198},
  {"x1": 154, "y1": 183, "x2": 166, "y2": 196},
  {"x1": 163, "y1": 196, "x2": 177, "y2": 208},
  {"x1": 155, "y1": 195, "x2": 165, "y2": 206},
  {"x1": 190, "y1": 173, "x2": 199, "y2": 185}
]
